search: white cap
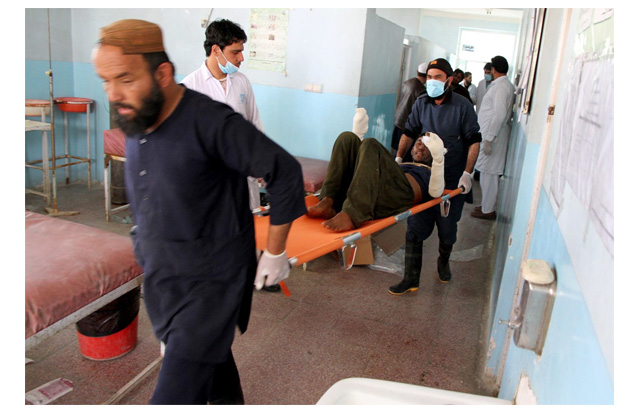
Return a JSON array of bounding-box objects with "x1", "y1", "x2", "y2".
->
[
  {"x1": 352, "y1": 108, "x2": 369, "y2": 140},
  {"x1": 417, "y1": 62, "x2": 428, "y2": 75}
]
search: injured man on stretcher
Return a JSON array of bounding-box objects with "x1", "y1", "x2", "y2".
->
[{"x1": 307, "y1": 130, "x2": 446, "y2": 232}]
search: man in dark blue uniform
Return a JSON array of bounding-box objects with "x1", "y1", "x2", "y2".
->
[
  {"x1": 92, "y1": 19, "x2": 306, "y2": 404},
  {"x1": 390, "y1": 58, "x2": 481, "y2": 295}
]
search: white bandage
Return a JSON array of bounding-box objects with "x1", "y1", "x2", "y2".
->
[
  {"x1": 428, "y1": 159, "x2": 445, "y2": 198},
  {"x1": 352, "y1": 108, "x2": 369, "y2": 140},
  {"x1": 422, "y1": 132, "x2": 446, "y2": 163},
  {"x1": 422, "y1": 132, "x2": 445, "y2": 198}
]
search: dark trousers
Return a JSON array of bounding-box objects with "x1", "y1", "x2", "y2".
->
[
  {"x1": 150, "y1": 349, "x2": 244, "y2": 405},
  {"x1": 405, "y1": 192, "x2": 466, "y2": 245},
  {"x1": 320, "y1": 132, "x2": 414, "y2": 227}
]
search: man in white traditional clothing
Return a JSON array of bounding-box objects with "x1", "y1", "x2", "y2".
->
[
  {"x1": 472, "y1": 56, "x2": 515, "y2": 220},
  {"x1": 475, "y1": 62, "x2": 493, "y2": 115}
]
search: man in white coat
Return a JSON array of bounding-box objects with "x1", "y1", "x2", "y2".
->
[
  {"x1": 182, "y1": 19, "x2": 264, "y2": 211},
  {"x1": 472, "y1": 56, "x2": 515, "y2": 220},
  {"x1": 183, "y1": 19, "x2": 279, "y2": 291}
]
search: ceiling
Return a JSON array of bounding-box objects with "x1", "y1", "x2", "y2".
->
[{"x1": 422, "y1": 8, "x2": 525, "y2": 22}]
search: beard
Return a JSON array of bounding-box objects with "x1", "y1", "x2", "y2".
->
[{"x1": 113, "y1": 79, "x2": 164, "y2": 137}]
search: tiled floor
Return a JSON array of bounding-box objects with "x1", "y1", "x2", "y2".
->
[{"x1": 25, "y1": 181, "x2": 498, "y2": 405}]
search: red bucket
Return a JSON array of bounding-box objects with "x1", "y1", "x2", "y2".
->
[{"x1": 77, "y1": 315, "x2": 138, "y2": 361}]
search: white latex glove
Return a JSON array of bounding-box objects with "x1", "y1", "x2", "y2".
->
[
  {"x1": 482, "y1": 140, "x2": 492, "y2": 155},
  {"x1": 395, "y1": 156, "x2": 403, "y2": 164},
  {"x1": 459, "y1": 171, "x2": 472, "y2": 194},
  {"x1": 422, "y1": 132, "x2": 446, "y2": 164},
  {"x1": 254, "y1": 250, "x2": 290, "y2": 290}
]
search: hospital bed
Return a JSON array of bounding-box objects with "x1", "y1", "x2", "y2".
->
[
  {"x1": 25, "y1": 210, "x2": 144, "y2": 350},
  {"x1": 103, "y1": 128, "x2": 330, "y2": 221},
  {"x1": 103, "y1": 128, "x2": 130, "y2": 222}
]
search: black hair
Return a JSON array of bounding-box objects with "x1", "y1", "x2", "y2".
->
[
  {"x1": 453, "y1": 68, "x2": 464, "y2": 78},
  {"x1": 465, "y1": 71, "x2": 472, "y2": 77},
  {"x1": 143, "y1": 51, "x2": 176, "y2": 77},
  {"x1": 203, "y1": 19, "x2": 247, "y2": 57},
  {"x1": 484, "y1": 62, "x2": 492, "y2": 70},
  {"x1": 491, "y1": 56, "x2": 509, "y2": 74}
]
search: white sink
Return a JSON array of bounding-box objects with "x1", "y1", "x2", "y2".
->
[{"x1": 316, "y1": 378, "x2": 511, "y2": 405}]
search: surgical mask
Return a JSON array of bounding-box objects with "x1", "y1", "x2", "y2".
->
[
  {"x1": 218, "y1": 49, "x2": 239, "y2": 74},
  {"x1": 426, "y1": 79, "x2": 446, "y2": 98},
  {"x1": 484, "y1": 74, "x2": 493, "y2": 82}
]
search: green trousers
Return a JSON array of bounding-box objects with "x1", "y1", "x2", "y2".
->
[{"x1": 320, "y1": 132, "x2": 415, "y2": 227}]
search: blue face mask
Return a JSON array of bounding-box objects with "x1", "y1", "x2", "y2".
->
[
  {"x1": 426, "y1": 79, "x2": 446, "y2": 98},
  {"x1": 218, "y1": 49, "x2": 239, "y2": 75},
  {"x1": 484, "y1": 74, "x2": 493, "y2": 82}
]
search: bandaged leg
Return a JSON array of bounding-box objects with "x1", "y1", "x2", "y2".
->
[{"x1": 479, "y1": 172, "x2": 498, "y2": 214}]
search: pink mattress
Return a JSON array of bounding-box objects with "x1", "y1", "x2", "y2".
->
[
  {"x1": 103, "y1": 128, "x2": 126, "y2": 157},
  {"x1": 25, "y1": 211, "x2": 143, "y2": 339},
  {"x1": 104, "y1": 128, "x2": 329, "y2": 194},
  {"x1": 294, "y1": 156, "x2": 328, "y2": 194}
]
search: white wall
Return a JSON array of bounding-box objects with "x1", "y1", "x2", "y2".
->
[{"x1": 376, "y1": 8, "x2": 421, "y2": 36}]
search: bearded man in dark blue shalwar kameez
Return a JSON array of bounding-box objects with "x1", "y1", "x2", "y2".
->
[{"x1": 92, "y1": 19, "x2": 306, "y2": 405}]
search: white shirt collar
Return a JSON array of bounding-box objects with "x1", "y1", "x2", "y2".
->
[{"x1": 201, "y1": 60, "x2": 228, "y2": 82}]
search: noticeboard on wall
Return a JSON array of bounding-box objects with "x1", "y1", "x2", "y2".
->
[{"x1": 549, "y1": 8, "x2": 614, "y2": 256}]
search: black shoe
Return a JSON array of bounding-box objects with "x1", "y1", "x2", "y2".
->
[
  {"x1": 437, "y1": 257, "x2": 452, "y2": 283},
  {"x1": 262, "y1": 284, "x2": 281, "y2": 293},
  {"x1": 437, "y1": 242, "x2": 453, "y2": 283},
  {"x1": 388, "y1": 279, "x2": 419, "y2": 295},
  {"x1": 388, "y1": 241, "x2": 422, "y2": 295}
]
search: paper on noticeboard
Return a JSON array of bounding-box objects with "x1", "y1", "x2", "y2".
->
[
  {"x1": 549, "y1": 57, "x2": 613, "y2": 255},
  {"x1": 247, "y1": 8, "x2": 289, "y2": 73}
]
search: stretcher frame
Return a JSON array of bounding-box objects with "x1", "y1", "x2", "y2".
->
[{"x1": 254, "y1": 187, "x2": 464, "y2": 271}]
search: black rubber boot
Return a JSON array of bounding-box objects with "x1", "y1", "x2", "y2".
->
[
  {"x1": 437, "y1": 242, "x2": 453, "y2": 283},
  {"x1": 388, "y1": 241, "x2": 422, "y2": 295}
]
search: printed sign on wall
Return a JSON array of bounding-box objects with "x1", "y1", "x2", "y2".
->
[{"x1": 247, "y1": 8, "x2": 290, "y2": 73}]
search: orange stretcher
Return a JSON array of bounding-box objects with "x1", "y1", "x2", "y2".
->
[{"x1": 254, "y1": 187, "x2": 464, "y2": 296}]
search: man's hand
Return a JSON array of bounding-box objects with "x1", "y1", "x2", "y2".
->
[
  {"x1": 422, "y1": 132, "x2": 447, "y2": 163},
  {"x1": 395, "y1": 157, "x2": 403, "y2": 164},
  {"x1": 482, "y1": 140, "x2": 492, "y2": 155},
  {"x1": 459, "y1": 171, "x2": 472, "y2": 194},
  {"x1": 254, "y1": 250, "x2": 290, "y2": 290}
]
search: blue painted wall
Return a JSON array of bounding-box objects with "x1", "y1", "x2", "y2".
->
[{"x1": 252, "y1": 84, "x2": 358, "y2": 161}]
